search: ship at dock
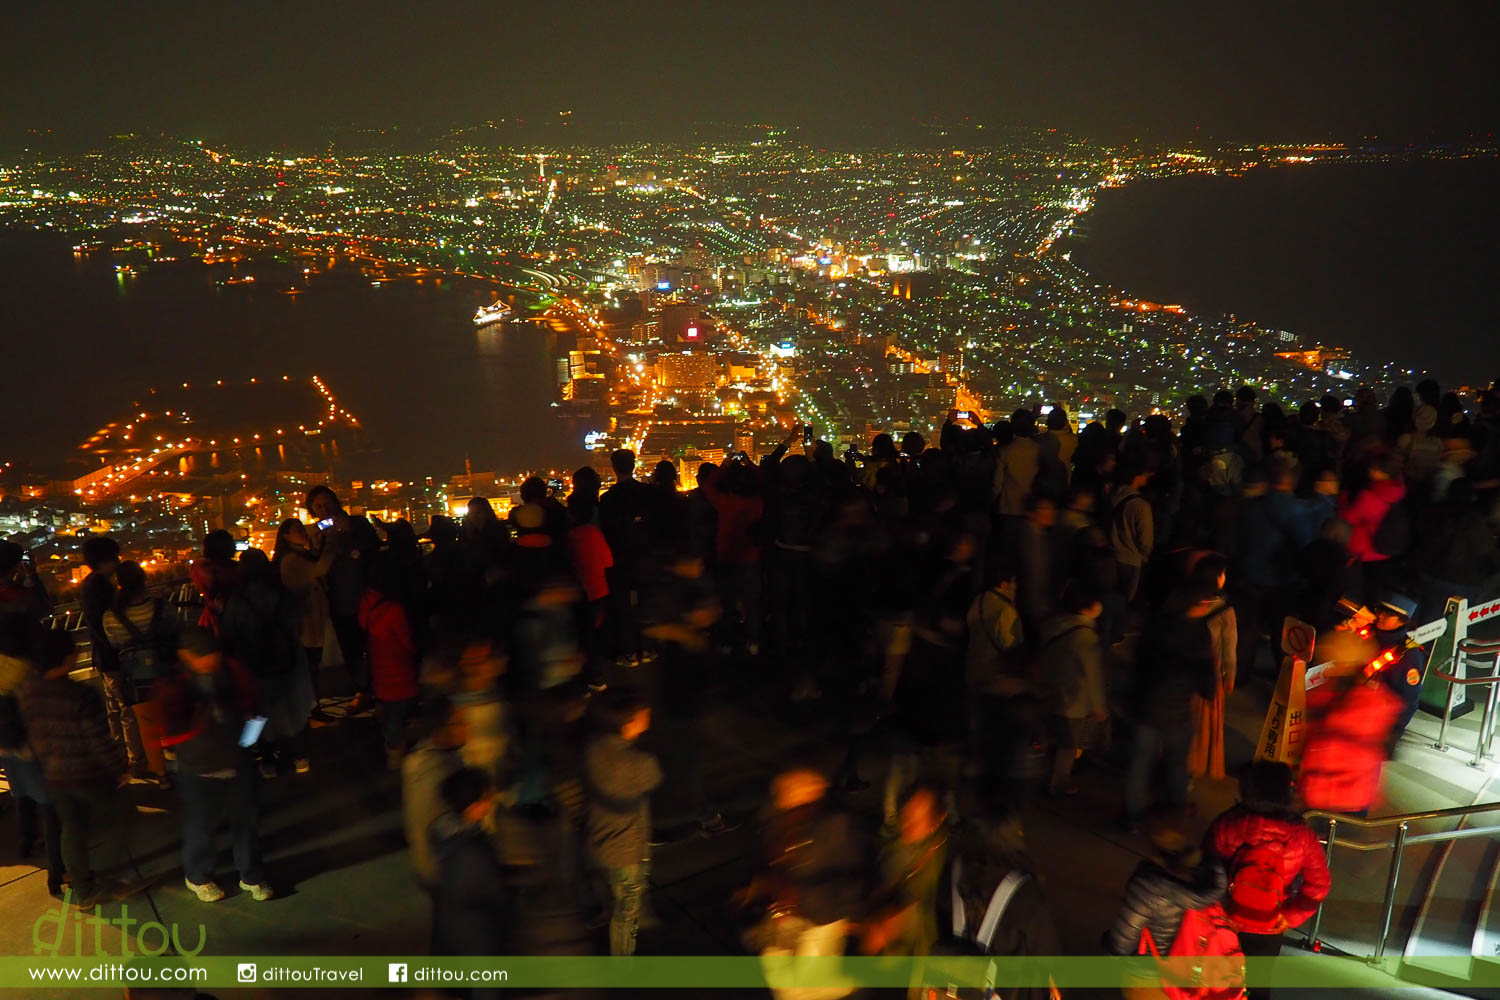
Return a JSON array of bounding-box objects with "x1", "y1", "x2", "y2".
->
[{"x1": 473, "y1": 302, "x2": 514, "y2": 327}]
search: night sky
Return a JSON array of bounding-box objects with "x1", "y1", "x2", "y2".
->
[{"x1": 4, "y1": 0, "x2": 1494, "y2": 147}]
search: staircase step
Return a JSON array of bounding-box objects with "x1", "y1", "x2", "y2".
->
[
  {"x1": 1472, "y1": 842, "x2": 1500, "y2": 965},
  {"x1": 1404, "y1": 773, "x2": 1500, "y2": 989}
]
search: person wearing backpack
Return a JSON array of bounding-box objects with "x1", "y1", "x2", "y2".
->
[
  {"x1": 963, "y1": 565, "x2": 1035, "y2": 788},
  {"x1": 936, "y1": 794, "x2": 1062, "y2": 1000},
  {"x1": 1039, "y1": 585, "x2": 1106, "y2": 797},
  {"x1": 1205, "y1": 762, "x2": 1331, "y2": 999},
  {"x1": 80, "y1": 537, "x2": 144, "y2": 778},
  {"x1": 220, "y1": 550, "x2": 312, "y2": 777},
  {"x1": 1107, "y1": 805, "x2": 1239, "y2": 1000},
  {"x1": 102, "y1": 561, "x2": 177, "y2": 783},
  {"x1": 1108, "y1": 460, "x2": 1156, "y2": 603}
]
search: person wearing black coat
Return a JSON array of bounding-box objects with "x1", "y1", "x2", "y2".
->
[
  {"x1": 1123, "y1": 584, "x2": 1219, "y2": 829},
  {"x1": 430, "y1": 768, "x2": 510, "y2": 999},
  {"x1": 0, "y1": 615, "x2": 65, "y2": 894}
]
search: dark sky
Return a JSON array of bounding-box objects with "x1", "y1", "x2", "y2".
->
[{"x1": 3, "y1": 0, "x2": 1495, "y2": 147}]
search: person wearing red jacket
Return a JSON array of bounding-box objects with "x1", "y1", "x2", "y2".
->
[
  {"x1": 567, "y1": 492, "x2": 614, "y2": 685},
  {"x1": 1207, "y1": 761, "x2": 1332, "y2": 996},
  {"x1": 358, "y1": 553, "x2": 420, "y2": 770},
  {"x1": 1336, "y1": 452, "x2": 1406, "y2": 595},
  {"x1": 1299, "y1": 668, "x2": 1402, "y2": 818}
]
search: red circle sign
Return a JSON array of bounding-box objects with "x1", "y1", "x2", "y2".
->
[{"x1": 1285, "y1": 622, "x2": 1314, "y2": 657}]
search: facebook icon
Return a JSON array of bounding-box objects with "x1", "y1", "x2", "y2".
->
[{"x1": 388, "y1": 963, "x2": 408, "y2": 983}]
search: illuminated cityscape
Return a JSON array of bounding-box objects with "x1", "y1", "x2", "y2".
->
[
  {"x1": 2, "y1": 2, "x2": 1499, "y2": 992},
  {"x1": 5, "y1": 132, "x2": 1479, "y2": 596}
]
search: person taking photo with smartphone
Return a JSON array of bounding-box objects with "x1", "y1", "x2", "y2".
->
[{"x1": 305, "y1": 485, "x2": 381, "y2": 712}]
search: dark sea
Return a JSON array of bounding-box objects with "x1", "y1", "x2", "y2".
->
[
  {"x1": 1068, "y1": 158, "x2": 1500, "y2": 387},
  {"x1": 0, "y1": 233, "x2": 586, "y2": 480}
]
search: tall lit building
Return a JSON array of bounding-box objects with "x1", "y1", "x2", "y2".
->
[{"x1": 657, "y1": 353, "x2": 719, "y2": 391}]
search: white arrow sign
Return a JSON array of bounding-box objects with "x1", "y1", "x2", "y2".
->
[
  {"x1": 1305, "y1": 660, "x2": 1336, "y2": 691},
  {"x1": 1408, "y1": 617, "x2": 1449, "y2": 645}
]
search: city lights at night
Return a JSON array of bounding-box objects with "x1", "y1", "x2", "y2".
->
[{"x1": 0, "y1": 2, "x2": 1498, "y2": 997}]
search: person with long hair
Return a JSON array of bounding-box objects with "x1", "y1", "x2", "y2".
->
[
  {"x1": 101, "y1": 561, "x2": 175, "y2": 782},
  {"x1": 1183, "y1": 553, "x2": 1237, "y2": 782},
  {"x1": 273, "y1": 518, "x2": 335, "y2": 719}
]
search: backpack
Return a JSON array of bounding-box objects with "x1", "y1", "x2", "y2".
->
[
  {"x1": 223, "y1": 583, "x2": 301, "y2": 677},
  {"x1": 1372, "y1": 501, "x2": 1411, "y2": 557},
  {"x1": 952, "y1": 861, "x2": 1031, "y2": 953},
  {"x1": 932, "y1": 861, "x2": 1059, "y2": 999},
  {"x1": 116, "y1": 599, "x2": 176, "y2": 698},
  {"x1": 1204, "y1": 449, "x2": 1243, "y2": 494},
  {"x1": 1109, "y1": 493, "x2": 1150, "y2": 549},
  {"x1": 1226, "y1": 842, "x2": 1287, "y2": 927},
  {"x1": 1138, "y1": 902, "x2": 1245, "y2": 1000}
]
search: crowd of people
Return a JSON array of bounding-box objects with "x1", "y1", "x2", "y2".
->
[{"x1": 2, "y1": 376, "x2": 1500, "y2": 997}]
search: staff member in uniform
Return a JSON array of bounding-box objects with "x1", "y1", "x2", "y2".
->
[{"x1": 1370, "y1": 593, "x2": 1425, "y2": 752}]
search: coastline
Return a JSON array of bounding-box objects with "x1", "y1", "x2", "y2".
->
[{"x1": 1058, "y1": 154, "x2": 1500, "y2": 387}]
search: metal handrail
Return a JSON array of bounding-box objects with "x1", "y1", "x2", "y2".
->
[
  {"x1": 1304, "y1": 801, "x2": 1500, "y2": 960},
  {"x1": 1305, "y1": 801, "x2": 1500, "y2": 831},
  {"x1": 1434, "y1": 641, "x2": 1500, "y2": 764}
]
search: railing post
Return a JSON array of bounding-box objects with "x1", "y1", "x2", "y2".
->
[
  {"x1": 1375, "y1": 822, "x2": 1408, "y2": 962},
  {"x1": 1484, "y1": 659, "x2": 1500, "y2": 759},
  {"x1": 1473, "y1": 654, "x2": 1491, "y2": 767},
  {"x1": 1436, "y1": 656, "x2": 1456, "y2": 751},
  {"x1": 1308, "y1": 816, "x2": 1336, "y2": 949}
]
